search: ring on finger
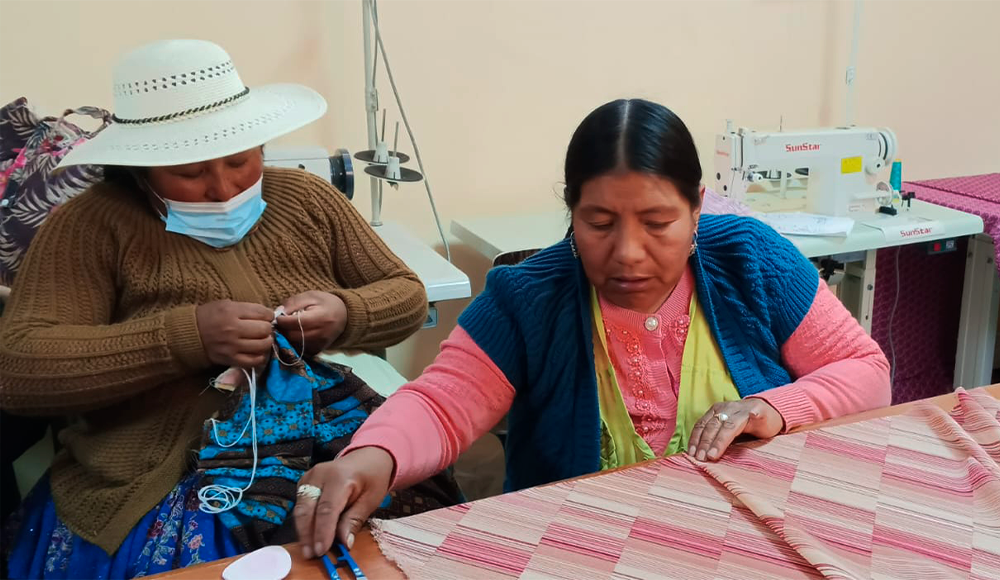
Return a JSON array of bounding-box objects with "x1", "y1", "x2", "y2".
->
[
  {"x1": 714, "y1": 412, "x2": 730, "y2": 423},
  {"x1": 297, "y1": 483, "x2": 322, "y2": 501}
]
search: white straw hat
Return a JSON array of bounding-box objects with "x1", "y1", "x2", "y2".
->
[{"x1": 58, "y1": 39, "x2": 327, "y2": 168}]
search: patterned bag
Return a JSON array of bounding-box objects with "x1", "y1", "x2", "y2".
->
[{"x1": 0, "y1": 98, "x2": 110, "y2": 288}]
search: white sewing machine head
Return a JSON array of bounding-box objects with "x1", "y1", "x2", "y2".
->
[
  {"x1": 263, "y1": 146, "x2": 355, "y2": 200},
  {"x1": 713, "y1": 122, "x2": 897, "y2": 217}
]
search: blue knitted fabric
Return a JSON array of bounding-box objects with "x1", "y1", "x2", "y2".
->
[
  {"x1": 194, "y1": 334, "x2": 373, "y2": 550},
  {"x1": 458, "y1": 214, "x2": 819, "y2": 492}
]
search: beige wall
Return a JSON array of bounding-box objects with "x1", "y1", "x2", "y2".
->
[{"x1": 2, "y1": 0, "x2": 999, "y2": 379}]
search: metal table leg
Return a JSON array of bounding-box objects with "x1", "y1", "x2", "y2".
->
[
  {"x1": 837, "y1": 249, "x2": 878, "y2": 335},
  {"x1": 954, "y1": 233, "x2": 999, "y2": 388}
]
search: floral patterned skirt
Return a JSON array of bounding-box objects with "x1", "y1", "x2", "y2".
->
[{"x1": 5, "y1": 473, "x2": 243, "y2": 579}]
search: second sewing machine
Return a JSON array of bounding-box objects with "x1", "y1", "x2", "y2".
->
[{"x1": 713, "y1": 121, "x2": 900, "y2": 217}]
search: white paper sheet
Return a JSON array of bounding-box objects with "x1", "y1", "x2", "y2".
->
[{"x1": 752, "y1": 212, "x2": 855, "y2": 237}]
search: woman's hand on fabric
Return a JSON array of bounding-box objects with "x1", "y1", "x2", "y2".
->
[
  {"x1": 276, "y1": 291, "x2": 347, "y2": 355},
  {"x1": 293, "y1": 447, "x2": 394, "y2": 560},
  {"x1": 687, "y1": 398, "x2": 784, "y2": 461},
  {"x1": 195, "y1": 300, "x2": 275, "y2": 368}
]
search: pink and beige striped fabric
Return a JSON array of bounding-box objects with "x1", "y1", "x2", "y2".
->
[{"x1": 372, "y1": 389, "x2": 1000, "y2": 579}]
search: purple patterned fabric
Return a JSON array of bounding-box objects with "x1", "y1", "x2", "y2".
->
[
  {"x1": 911, "y1": 174, "x2": 1000, "y2": 278},
  {"x1": 0, "y1": 98, "x2": 109, "y2": 287}
]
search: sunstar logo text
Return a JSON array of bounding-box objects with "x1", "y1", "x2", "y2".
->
[
  {"x1": 900, "y1": 227, "x2": 932, "y2": 238},
  {"x1": 785, "y1": 143, "x2": 821, "y2": 153}
]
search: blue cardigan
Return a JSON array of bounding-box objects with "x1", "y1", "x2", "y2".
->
[{"x1": 458, "y1": 214, "x2": 819, "y2": 492}]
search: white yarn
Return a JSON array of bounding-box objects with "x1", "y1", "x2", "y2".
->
[
  {"x1": 199, "y1": 367, "x2": 258, "y2": 513},
  {"x1": 197, "y1": 309, "x2": 306, "y2": 513}
]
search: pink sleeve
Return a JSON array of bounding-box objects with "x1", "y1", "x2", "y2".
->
[
  {"x1": 751, "y1": 280, "x2": 892, "y2": 432},
  {"x1": 341, "y1": 326, "x2": 515, "y2": 489}
]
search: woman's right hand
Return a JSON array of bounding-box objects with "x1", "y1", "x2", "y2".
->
[
  {"x1": 293, "y1": 447, "x2": 395, "y2": 559},
  {"x1": 195, "y1": 300, "x2": 275, "y2": 368}
]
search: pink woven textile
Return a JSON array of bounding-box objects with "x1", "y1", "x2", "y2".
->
[{"x1": 373, "y1": 389, "x2": 1000, "y2": 579}]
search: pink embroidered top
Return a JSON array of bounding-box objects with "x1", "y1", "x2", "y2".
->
[
  {"x1": 599, "y1": 266, "x2": 695, "y2": 455},
  {"x1": 344, "y1": 274, "x2": 891, "y2": 489}
]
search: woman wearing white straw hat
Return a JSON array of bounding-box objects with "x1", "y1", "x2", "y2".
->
[{"x1": 0, "y1": 39, "x2": 442, "y2": 578}]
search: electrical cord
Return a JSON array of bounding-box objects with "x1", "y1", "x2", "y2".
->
[{"x1": 887, "y1": 246, "x2": 900, "y2": 388}]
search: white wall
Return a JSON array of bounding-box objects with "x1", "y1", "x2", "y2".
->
[{"x1": 2, "y1": 0, "x2": 999, "y2": 379}]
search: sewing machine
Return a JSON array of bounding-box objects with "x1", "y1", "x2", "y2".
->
[{"x1": 713, "y1": 123, "x2": 898, "y2": 217}]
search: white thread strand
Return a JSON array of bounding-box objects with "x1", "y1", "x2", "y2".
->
[
  {"x1": 198, "y1": 367, "x2": 258, "y2": 514},
  {"x1": 368, "y1": 2, "x2": 452, "y2": 262},
  {"x1": 371, "y1": 0, "x2": 380, "y2": 84}
]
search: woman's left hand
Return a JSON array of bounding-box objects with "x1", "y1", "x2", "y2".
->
[
  {"x1": 275, "y1": 291, "x2": 348, "y2": 355},
  {"x1": 688, "y1": 398, "x2": 784, "y2": 462}
]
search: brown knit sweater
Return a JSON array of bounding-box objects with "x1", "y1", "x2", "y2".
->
[{"x1": 0, "y1": 167, "x2": 428, "y2": 554}]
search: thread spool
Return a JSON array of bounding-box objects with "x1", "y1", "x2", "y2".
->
[
  {"x1": 385, "y1": 156, "x2": 402, "y2": 181},
  {"x1": 890, "y1": 159, "x2": 902, "y2": 192}
]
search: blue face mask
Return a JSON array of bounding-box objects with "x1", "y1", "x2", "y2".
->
[{"x1": 152, "y1": 175, "x2": 266, "y2": 248}]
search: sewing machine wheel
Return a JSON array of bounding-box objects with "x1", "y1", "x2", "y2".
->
[{"x1": 330, "y1": 148, "x2": 354, "y2": 200}]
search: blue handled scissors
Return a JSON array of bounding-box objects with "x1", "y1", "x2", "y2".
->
[
  {"x1": 318, "y1": 494, "x2": 390, "y2": 580},
  {"x1": 321, "y1": 543, "x2": 366, "y2": 580}
]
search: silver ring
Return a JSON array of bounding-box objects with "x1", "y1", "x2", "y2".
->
[
  {"x1": 297, "y1": 484, "x2": 322, "y2": 501},
  {"x1": 714, "y1": 412, "x2": 730, "y2": 423}
]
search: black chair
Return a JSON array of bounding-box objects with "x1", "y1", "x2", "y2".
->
[
  {"x1": 0, "y1": 298, "x2": 64, "y2": 576},
  {"x1": 0, "y1": 412, "x2": 52, "y2": 523}
]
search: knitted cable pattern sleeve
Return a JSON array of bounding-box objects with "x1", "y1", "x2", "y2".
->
[
  {"x1": 693, "y1": 215, "x2": 819, "y2": 396},
  {"x1": 0, "y1": 191, "x2": 208, "y2": 416},
  {"x1": 457, "y1": 265, "x2": 530, "y2": 390},
  {"x1": 753, "y1": 219, "x2": 820, "y2": 344},
  {"x1": 290, "y1": 170, "x2": 428, "y2": 350}
]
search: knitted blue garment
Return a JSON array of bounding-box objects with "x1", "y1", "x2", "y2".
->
[
  {"x1": 195, "y1": 334, "x2": 372, "y2": 549},
  {"x1": 458, "y1": 214, "x2": 819, "y2": 492}
]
